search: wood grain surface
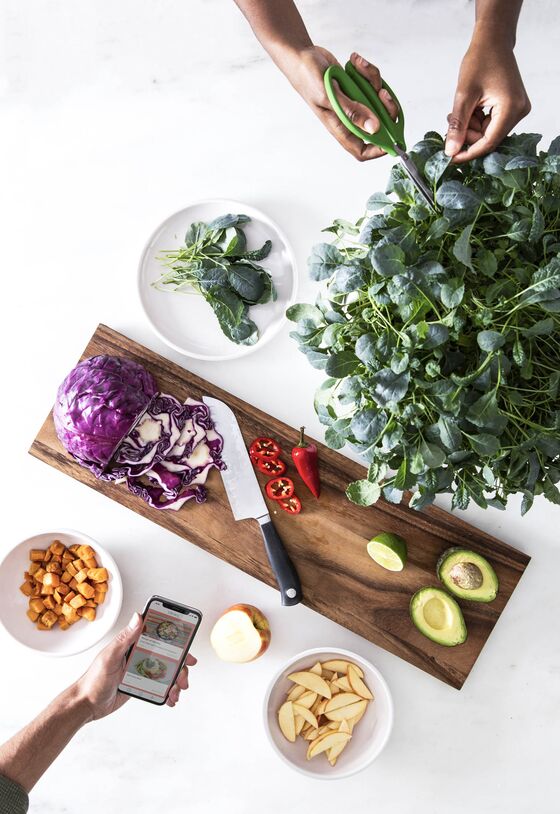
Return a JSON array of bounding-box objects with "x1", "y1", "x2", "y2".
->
[{"x1": 29, "y1": 324, "x2": 530, "y2": 689}]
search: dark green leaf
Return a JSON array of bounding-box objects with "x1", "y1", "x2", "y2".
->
[
  {"x1": 325, "y1": 351, "x2": 360, "y2": 378},
  {"x1": 370, "y1": 243, "x2": 406, "y2": 277},
  {"x1": 453, "y1": 224, "x2": 474, "y2": 269},
  {"x1": 477, "y1": 330, "x2": 506, "y2": 351},
  {"x1": 436, "y1": 181, "x2": 481, "y2": 210},
  {"x1": 346, "y1": 479, "x2": 381, "y2": 506}
]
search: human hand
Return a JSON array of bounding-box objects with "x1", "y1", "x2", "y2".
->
[
  {"x1": 76, "y1": 612, "x2": 197, "y2": 720},
  {"x1": 285, "y1": 47, "x2": 398, "y2": 161},
  {"x1": 445, "y1": 31, "x2": 530, "y2": 163}
]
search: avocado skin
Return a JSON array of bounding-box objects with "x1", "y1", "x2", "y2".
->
[
  {"x1": 409, "y1": 587, "x2": 467, "y2": 647},
  {"x1": 437, "y1": 547, "x2": 499, "y2": 603}
]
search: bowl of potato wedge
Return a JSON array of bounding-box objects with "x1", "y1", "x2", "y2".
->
[
  {"x1": 263, "y1": 648, "x2": 393, "y2": 779},
  {"x1": 0, "y1": 529, "x2": 123, "y2": 656}
]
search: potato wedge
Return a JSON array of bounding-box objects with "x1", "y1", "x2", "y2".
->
[
  {"x1": 309, "y1": 661, "x2": 322, "y2": 676},
  {"x1": 324, "y1": 699, "x2": 368, "y2": 722},
  {"x1": 348, "y1": 664, "x2": 374, "y2": 700},
  {"x1": 287, "y1": 672, "x2": 331, "y2": 698},
  {"x1": 296, "y1": 691, "x2": 317, "y2": 709},
  {"x1": 320, "y1": 660, "x2": 364, "y2": 678},
  {"x1": 278, "y1": 701, "x2": 296, "y2": 742},
  {"x1": 307, "y1": 731, "x2": 351, "y2": 760},
  {"x1": 324, "y1": 692, "x2": 363, "y2": 712},
  {"x1": 292, "y1": 704, "x2": 318, "y2": 730},
  {"x1": 287, "y1": 684, "x2": 306, "y2": 703},
  {"x1": 333, "y1": 675, "x2": 352, "y2": 692}
]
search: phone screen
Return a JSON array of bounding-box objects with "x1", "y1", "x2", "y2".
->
[{"x1": 118, "y1": 598, "x2": 201, "y2": 704}]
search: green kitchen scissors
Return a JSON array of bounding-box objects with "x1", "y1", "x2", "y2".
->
[{"x1": 324, "y1": 61, "x2": 436, "y2": 210}]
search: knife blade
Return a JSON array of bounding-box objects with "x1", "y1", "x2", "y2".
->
[{"x1": 203, "y1": 396, "x2": 302, "y2": 607}]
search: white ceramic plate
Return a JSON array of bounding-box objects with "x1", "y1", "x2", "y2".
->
[
  {"x1": 0, "y1": 529, "x2": 123, "y2": 657},
  {"x1": 138, "y1": 199, "x2": 298, "y2": 361},
  {"x1": 263, "y1": 647, "x2": 393, "y2": 780}
]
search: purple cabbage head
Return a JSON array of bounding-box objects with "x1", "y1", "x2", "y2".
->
[{"x1": 53, "y1": 355, "x2": 157, "y2": 468}]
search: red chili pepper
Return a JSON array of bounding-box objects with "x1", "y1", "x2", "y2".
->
[
  {"x1": 291, "y1": 427, "x2": 321, "y2": 499},
  {"x1": 249, "y1": 437, "x2": 282, "y2": 460},
  {"x1": 255, "y1": 457, "x2": 286, "y2": 477},
  {"x1": 265, "y1": 476, "x2": 295, "y2": 501},
  {"x1": 277, "y1": 495, "x2": 302, "y2": 515}
]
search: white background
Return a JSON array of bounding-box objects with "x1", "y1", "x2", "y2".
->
[{"x1": 1, "y1": 1, "x2": 559, "y2": 811}]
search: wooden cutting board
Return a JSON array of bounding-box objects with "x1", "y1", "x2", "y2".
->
[{"x1": 30, "y1": 324, "x2": 530, "y2": 689}]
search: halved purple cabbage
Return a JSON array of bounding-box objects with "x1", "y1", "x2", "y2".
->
[
  {"x1": 53, "y1": 355, "x2": 225, "y2": 511},
  {"x1": 54, "y1": 355, "x2": 157, "y2": 469}
]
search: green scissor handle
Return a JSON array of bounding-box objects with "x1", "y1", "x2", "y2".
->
[{"x1": 323, "y1": 61, "x2": 406, "y2": 157}]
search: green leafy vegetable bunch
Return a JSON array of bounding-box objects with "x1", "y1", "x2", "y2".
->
[
  {"x1": 288, "y1": 132, "x2": 560, "y2": 514},
  {"x1": 154, "y1": 213, "x2": 276, "y2": 345}
]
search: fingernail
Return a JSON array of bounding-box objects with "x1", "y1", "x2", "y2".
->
[
  {"x1": 380, "y1": 89, "x2": 392, "y2": 102},
  {"x1": 364, "y1": 118, "x2": 377, "y2": 134},
  {"x1": 444, "y1": 141, "x2": 457, "y2": 156},
  {"x1": 128, "y1": 612, "x2": 141, "y2": 629},
  {"x1": 359, "y1": 55, "x2": 369, "y2": 67}
]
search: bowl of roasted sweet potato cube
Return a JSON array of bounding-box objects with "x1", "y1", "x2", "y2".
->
[{"x1": 0, "y1": 529, "x2": 123, "y2": 656}]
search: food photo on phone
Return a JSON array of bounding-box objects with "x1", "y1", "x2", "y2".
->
[{"x1": 118, "y1": 596, "x2": 202, "y2": 705}]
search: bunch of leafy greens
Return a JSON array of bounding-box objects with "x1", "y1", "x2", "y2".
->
[
  {"x1": 154, "y1": 214, "x2": 276, "y2": 345},
  {"x1": 288, "y1": 132, "x2": 560, "y2": 515}
]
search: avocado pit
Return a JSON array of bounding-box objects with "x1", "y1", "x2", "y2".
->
[{"x1": 449, "y1": 561, "x2": 483, "y2": 590}]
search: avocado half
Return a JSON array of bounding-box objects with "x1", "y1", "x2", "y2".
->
[
  {"x1": 410, "y1": 587, "x2": 467, "y2": 647},
  {"x1": 437, "y1": 547, "x2": 499, "y2": 603}
]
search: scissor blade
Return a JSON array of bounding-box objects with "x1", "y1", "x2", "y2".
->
[{"x1": 395, "y1": 146, "x2": 436, "y2": 211}]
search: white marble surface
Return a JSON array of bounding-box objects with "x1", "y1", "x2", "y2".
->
[{"x1": 1, "y1": 1, "x2": 559, "y2": 811}]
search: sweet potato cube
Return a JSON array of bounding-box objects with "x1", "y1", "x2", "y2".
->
[
  {"x1": 43, "y1": 573, "x2": 60, "y2": 588},
  {"x1": 65, "y1": 591, "x2": 77, "y2": 603},
  {"x1": 70, "y1": 594, "x2": 86, "y2": 609},
  {"x1": 29, "y1": 549, "x2": 46, "y2": 562},
  {"x1": 75, "y1": 568, "x2": 89, "y2": 584},
  {"x1": 77, "y1": 545, "x2": 95, "y2": 559},
  {"x1": 40, "y1": 610, "x2": 58, "y2": 628},
  {"x1": 95, "y1": 581, "x2": 108, "y2": 593},
  {"x1": 94, "y1": 591, "x2": 106, "y2": 604},
  {"x1": 34, "y1": 568, "x2": 46, "y2": 583},
  {"x1": 36, "y1": 622, "x2": 50, "y2": 630},
  {"x1": 28, "y1": 562, "x2": 40, "y2": 576},
  {"x1": 41, "y1": 585, "x2": 54, "y2": 596},
  {"x1": 80, "y1": 606, "x2": 96, "y2": 622},
  {"x1": 43, "y1": 596, "x2": 56, "y2": 610},
  {"x1": 43, "y1": 549, "x2": 52, "y2": 563},
  {"x1": 72, "y1": 559, "x2": 84, "y2": 571},
  {"x1": 87, "y1": 568, "x2": 108, "y2": 583},
  {"x1": 61, "y1": 603, "x2": 79, "y2": 622},
  {"x1": 68, "y1": 544, "x2": 80, "y2": 554},
  {"x1": 29, "y1": 598, "x2": 45, "y2": 613},
  {"x1": 57, "y1": 583, "x2": 70, "y2": 596},
  {"x1": 84, "y1": 600, "x2": 96, "y2": 607},
  {"x1": 84, "y1": 557, "x2": 98, "y2": 569},
  {"x1": 61, "y1": 571, "x2": 73, "y2": 584},
  {"x1": 46, "y1": 562, "x2": 62, "y2": 574},
  {"x1": 65, "y1": 562, "x2": 78, "y2": 577},
  {"x1": 53, "y1": 604, "x2": 63, "y2": 616},
  {"x1": 27, "y1": 609, "x2": 40, "y2": 622},
  {"x1": 49, "y1": 540, "x2": 66, "y2": 555},
  {"x1": 69, "y1": 578, "x2": 79, "y2": 590},
  {"x1": 77, "y1": 581, "x2": 95, "y2": 599},
  {"x1": 58, "y1": 619, "x2": 70, "y2": 631},
  {"x1": 32, "y1": 583, "x2": 41, "y2": 596},
  {"x1": 20, "y1": 581, "x2": 33, "y2": 596}
]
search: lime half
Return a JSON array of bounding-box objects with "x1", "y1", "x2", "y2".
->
[{"x1": 367, "y1": 532, "x2": 408, "y2": 572}]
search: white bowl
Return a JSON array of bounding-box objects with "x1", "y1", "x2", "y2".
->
[
  {"x1": 263, "y1": 647, "x2": 393, "y2": 780},
  {"x1": 138, "y1": 199, "x2": 298, "y2": 361},
  {"x1": 0, "y1": 529, "x2": 123, "y2": 657}
]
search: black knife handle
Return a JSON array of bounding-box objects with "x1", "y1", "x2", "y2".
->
[{"x1": 258, "y1": 519, "x2": 302, "y2": 606}]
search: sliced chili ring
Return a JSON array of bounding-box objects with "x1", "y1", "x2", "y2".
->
[
  {"x1": 249, "y1": 437, "x2": 282, "y2": 460},
  {"x1": 277, "y1": 495, "x2": 302, "y2": 515},
  {"x1": 256, "y1": 457, "x2": 286, "y2": 477},
  {"x1": 265, "y1": 476, "x2": 295, "y2": 501}
]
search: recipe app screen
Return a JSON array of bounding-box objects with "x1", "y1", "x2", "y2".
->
[{"x1": 118, "y1": 602, "x2": 198, "y2": 701}]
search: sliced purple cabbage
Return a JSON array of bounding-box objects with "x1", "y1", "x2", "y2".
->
[{"x1": 54, "y1": 355, "x2": 225, "y2": 511}]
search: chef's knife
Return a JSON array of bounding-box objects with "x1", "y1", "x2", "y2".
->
[{"x1": 203, "y1": 396, "x2": 302, "y2": 607}]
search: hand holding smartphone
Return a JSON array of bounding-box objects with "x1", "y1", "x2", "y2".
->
[{"x1": 118, "y1": 595, "x2": 202, "y2": 705}]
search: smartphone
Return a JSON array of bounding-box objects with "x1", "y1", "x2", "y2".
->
[{"x1": 118, "y1": 595, "x2": 202, "y2": 705}]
